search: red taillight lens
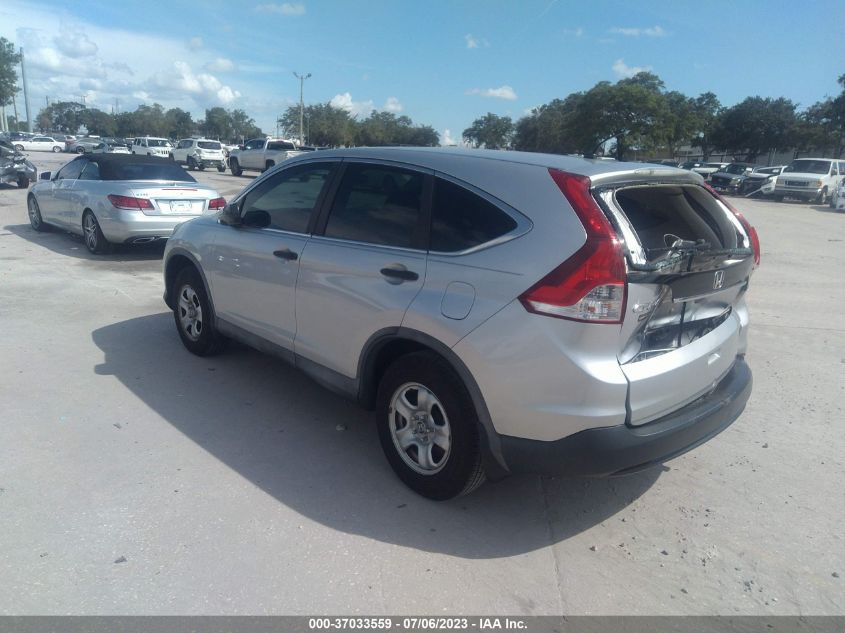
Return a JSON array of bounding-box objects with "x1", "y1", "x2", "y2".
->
[
  {"x1": 208, "y1": 196, "x2": 226, "y2": 210},
  {"x1": 703, "y1": 183, "x2": 761, "y2": 266},
  {"x1": 108, "y1": 194, "x2": 154, "y2": 210},
  {"x1": 518, "y1": 170, "x2": 627, "y2": 323}
]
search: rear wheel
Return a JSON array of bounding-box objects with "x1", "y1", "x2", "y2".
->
[
  {"x1": 263, "y1": 160, "x2": 275, "y2": 173},
  {"x1": 77, "y1": 147, "x2": 86, "y2": 154},
  {"x1": 376, "y1": 352, "x2": 485, "y2": 500},
  {"x1": 52, "y1": 146, "x2": 61, "y2": 153},
  {"x1": 82, "y1": 211, "x2": 111, "y2": 254},
  {"x1": 18, "y1": 176, "x2": 30, "y2": 189},
  {"x1": 27, "y1": 196, "x2": 46, "y2": 231},
  {"x1": 230, "y1": 158, "x2": 242, "y2": 176},
  {"x1": 172, "y1": 267, "x2": 227, "y2": 356},
  {"x1": 217, "y1": 164, "x2": 226, "y2": 172},
  {"x1": 187, "y1": 157, "x2": 197, "y2": 170},
  {"x1": 14, "y1": 144, "x2": 23, "y2": 151}
]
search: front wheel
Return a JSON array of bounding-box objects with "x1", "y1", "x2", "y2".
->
[
  {"x1": 28, "y1": 196, "x2": 47, "y2": 231},
  {"x1": 52, "y1": 146, "x2": 61, "y2": 153},
  {"x1": 14, "y1": 144, "x2": 24, "y2": 151},
  {"x1": 187, "y1": 157, "x2": 196, "y2": 170},
  {"x1": 77, "y1": 147, "x2": 86, "y2": 154},
  {"x1": 82, "y1": 211, "x2": 111, "y2": 254},
  {"x1": 217, "y1": 164, "x2": 226, "y2": 172},
  {"x1": 172, "y1": 267, "x2": 227, "y2": 356},
  {"x1": 376, "y1": 352, "x2": 485, "y2": 500},
  {"x1": 817, "y1": 188, "x2": 828, "y2": 205},
  {"x1": 18, "y1": 176, "x2": 30, "y2": 189},
  {"x1": 230, "y1": 159, "x2": 242, "y2": 176}
]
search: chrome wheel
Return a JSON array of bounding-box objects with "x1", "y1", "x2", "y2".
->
[
  {"x1": 27, "y1": 198, "x2": 41, "y2": 229},
  {"x1": 83, "y1": 213, "x2": 99, "y2": 251},
  {"x1": 177, "y1": 284, "x2": 204, "y2": 341},
  {"x1": 389, "y1": 382, "x2": 452, "y2": 475}
]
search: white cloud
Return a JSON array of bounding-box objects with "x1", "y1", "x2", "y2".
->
[
  {"x1": 255, "y1": 2, "x2": 306, "y2": 15},
  {"x1": 383, "y1": 96, "x2": 403, "y2": 113},
  {"x1": 330, "y1": 92, "x2": 375, "y2": 118},
  {"x1": 466, "y1": 85, "x2": 518, "y2": 100},
  {"x1": 562, "y1": 27, "x2": 584, "y2": 38},
  {"x1": 189, "y1": 37, "x2": 203, "y2": 50},
  {"x1": 205, "y1": 57, "x2": 235, "y2": 72},
  {"x1": 464, "y1": 33, "x2": 489, "y2": 49},
  {"x1": 79, "y1": 78, "x2": 102, "y2": 91},
  {"x1": 53, "y1": 26, "x2": 98, "y2": 58},
  {"x1": 609, "y1": 25, "x2": 666, "y2": 37},
  {"x1": 440, "y1": 128, "x2": 463, "y2": 147},
  {"x1": 151, "y1": 61, "x2": 241, "y2": 105},
  {"x1": 612, "y1": 58, "x2": 653, "y2": 78}
]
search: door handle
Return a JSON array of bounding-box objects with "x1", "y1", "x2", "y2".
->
[
  {"x1": 273, "y1": 248, "x2": 298, "y2": 261},
  {"x1": 380, "y1": 266, "x2": 419, "y2": 282}
]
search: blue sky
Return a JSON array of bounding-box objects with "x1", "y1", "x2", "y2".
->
[{"x1": 1, "y1": 0, "x2": 843, "y2": 143}]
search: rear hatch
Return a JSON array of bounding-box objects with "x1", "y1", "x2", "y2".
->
[{"x1": 593, "y1": 175, "x2": 758, "y2": 425}]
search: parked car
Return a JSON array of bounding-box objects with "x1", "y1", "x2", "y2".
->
[
  {"x1": 67, "y1": 137, "x2": 102, "y2": 154},
  {"x1": 162, "y1": 147, "x2": 758, "y2": 499},
  {"x1": 170, "y1": 138, "x2": 227, "y2": 172},
  {"x1": 91, "y1": 141, "x2": 130, "y2": 154},
  {"x1": 740, "y1": 166, "x2": 786, "y2": 195},
  {"x1": 709, "y1": 163, "x2": 754, "y2": 194},
  {"x1": 27, "y1": 154, "x2": 225, "y2": 254},
  {"x1": 772, "y1": 158, "x2": 845, "y2": 204},
  {"x1": 13, "y1": 136, "x2": 64, "y2": 153},
  {"x1": 0, "y1": 140, "x2": 37, "y2": 188},
  {"x1": 691, "y1": 162, "x2": 729, "y2": 180},
  {"x1": 680, "y1": 161, "x2": 702, "y2": 170},
  {"x1": 829, "y1": 179, "x2": 845, "y2": 209},
  {"x1": 227, "y1": 138, "x2": 304, "y2": 176},
  {"x1": 131, "y1": 136, "x2": 173, "y2": 158}
]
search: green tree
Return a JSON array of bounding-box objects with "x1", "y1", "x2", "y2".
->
[
  {"x1": 229, "y1": 108, "x2": 262, "y2": 142},
  {"x1": 462, "y1": 112, "x2": 514, "y2": 149},
  {"x1": 659, "y1": 91, "x2": 697, "y2": 158},
  {"x1": 0, "y1": 37, "x2": 21, "y2": 109},
  {"x1": 711, "y1": 96, "x2": 797, "y2": 162},
  {"x1": 81, "y1": 108, "x2": 116, "y2": 136},
  {"x1": 690, "y1": 92, "x2": 722, "y2": 160},
  {"x1": 201, "y1": 107, "x2": 233, "y2": 140},
  {"x1": 35, "y1": 101, "x2": 86, "y2": 133},
  {"x1": 513, "y1": 95, "x2": 585, "y2": 154},
  {"x1": 164, "y1": 108, "x2": 195, "y2": 139},
  {"x1": 280, "y1": 103, "x2": 355, "y2": 146}
]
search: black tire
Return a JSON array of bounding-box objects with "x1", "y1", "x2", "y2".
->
[
  {"x1": 77, "y1": 146, "x2": 86, "y2": 154},
  {"x1": 817, "y1": 188, "x2": 828, "y2": 205},
  {"x1": 27, "y1": 196, "x2": 47, "y2": 231},
  {"x1": 376, "y1": 352, "x2": 486, "y2": 500},
  {"x1": 263, "y1": 160, "x2": 275, "y2": 173},
  {"x1": 52, "y1": 146, "x2": 61, "y2": 153},
  {"x1": 172, "y1": 267, "x2": 228, "y2": 356},
  {"x1": 217, "y1": 164, "x2": 226, "y2": 172},
  {"x1": 197, "y1": 161, "x2": 206, "y2": 171},
  {"x1": 82, "y1": 210, "x2": 111, "y2": 254},
  {"x1": 230, "y1": 158, "x2": 242, "y2": 176},
  {"x1": 187, "y1": 157, "x2": 196, "y2": 170},
  {"x1": 14, "y1": 144, "x2": 24, "y2": 151},
  {"x1": 18, "y1": 176, "x2": 30, "y2": 189},
  {"x1": 772, "y1": 195, "x2": 784, "y2": 202}
]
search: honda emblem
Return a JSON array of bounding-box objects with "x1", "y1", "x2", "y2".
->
[{"x1": 713, "y1": 270, "x2": 725, "y2": 290}]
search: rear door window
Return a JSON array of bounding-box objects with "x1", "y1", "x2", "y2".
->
[
  {"x1": 55, "y1": 159, "x2": 86, "y2": 181},
  {"x1": 323, "y1": 163, "x2": 425, "y2": 248},
  {"x1": 240, "y1": 162, "x2": 337, "y2": 233},
  {"x1": 430, "y1": 177, "x2": 517, "y2": 252}
]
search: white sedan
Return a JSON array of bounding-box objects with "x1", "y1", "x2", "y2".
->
[{"x1": 13, "y1": 136, "x2": 64, "y2": 153}]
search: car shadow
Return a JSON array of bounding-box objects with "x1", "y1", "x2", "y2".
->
[
  {"x1": 809, "y1": 204, "x2": 843, "y2": 214},
  {"x1": 3, "y1": 223, "x2": 166, "y2": 262},
  {"x1": 91, "y1": 313, "x2": 661, "y2": 559}
]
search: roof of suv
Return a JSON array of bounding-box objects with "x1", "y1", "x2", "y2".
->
[{"x1": 286, "y1": 146, "x2": 703, "y2": 182}]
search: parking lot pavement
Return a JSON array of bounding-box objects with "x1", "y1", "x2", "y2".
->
[{"x1": 0, "y1": 153, "x2": 843, "y2": 615}]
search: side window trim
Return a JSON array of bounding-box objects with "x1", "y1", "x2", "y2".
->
[
  {"x1": 312, "y1": 159, "x2": 433, "y2": 252},
  {"x1": 428, "y1": 171, "x2": 533, "y2": 256}
]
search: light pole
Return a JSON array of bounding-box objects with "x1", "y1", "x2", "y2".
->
[{"x1": 293, "y1": 71, "x2": 310, "y2": 145}]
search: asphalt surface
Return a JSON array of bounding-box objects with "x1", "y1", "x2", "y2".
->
[{"x1": 0, "y1": 151, "x2": 843, "y2": 615}]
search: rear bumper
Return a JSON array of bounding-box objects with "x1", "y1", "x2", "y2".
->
[
  {"x1": 98, "y1": 210, "x2": 200, "y2": 242},
  {"x1": 498, "y1": 358, "x2": 752, "y2": 477}
]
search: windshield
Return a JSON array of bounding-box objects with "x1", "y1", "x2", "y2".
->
[
  {"x1": 784, "y1": 160, "x2": 831, "y2": 174},
  {"x1": 99, "y1": 161, "x2": 195, "y2": 181},
  {"x1": 724, "y1": 164, "x2": 747, "y2": 175},
  {"x1": 198, "y1": 141, "x2": 222, "y2": 150},
  {"x1": 146, "y1": 139, "x2": 171, "y2": 148}
]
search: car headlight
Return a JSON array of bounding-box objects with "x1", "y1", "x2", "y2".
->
[
  {"x1": 811, "y1": 180, "x2": 822, "y2": 187},
  {"x1": 731, "y1": 177, "x2": 741, "y2": 183}
]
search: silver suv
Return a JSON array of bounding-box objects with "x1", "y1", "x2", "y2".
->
[{"x1": 163, "y1": 148, "x2": 758, "y2": 499}]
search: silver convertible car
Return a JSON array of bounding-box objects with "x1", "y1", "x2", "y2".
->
[{"x1": 27, "y1": 154, "x2": 226, "y2": 254}]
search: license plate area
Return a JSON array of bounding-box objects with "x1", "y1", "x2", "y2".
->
[{"x1": 161, "y1": 199, "x2": 200, "y2": 214}]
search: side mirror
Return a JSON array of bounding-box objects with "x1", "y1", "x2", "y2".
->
[
  {"x1": 218, "y1": 203, "x2": 242, "y2": 226},
  {"x1": 40, "y1": 171, "x2": 52, "y2": 181},
  {"x1": 242, "y1": 209, "x2": 271, "y2": 229}
]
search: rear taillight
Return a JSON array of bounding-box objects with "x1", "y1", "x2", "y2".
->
[
  {"x1": 518, "y1": 170, "x2": 627, "y2": 323},
  {"x1": 703, "y1": 183, "x2": 761, "y2": 266},
  {"x1": 108, "y1": 194, "x2": 154, "y2": 210},
  {"x1": 208, "y1": 197, "x2": 226, "y2": 210}
]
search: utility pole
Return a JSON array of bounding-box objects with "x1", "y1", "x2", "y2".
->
[
  {"x1": 20, "y1": 48, "x2": 32, "y2": 132},
  {"x1": 293, "y1": 71, "x2": 310, "y2": 145}
]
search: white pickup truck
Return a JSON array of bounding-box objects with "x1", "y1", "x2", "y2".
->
[{"x1": 227, "y1": 138, "x2": 304, "y2": 176}]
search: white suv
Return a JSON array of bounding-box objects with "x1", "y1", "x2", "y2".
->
[
  {"x1": 773, "y1": 158, "x2": 844, "y2": 204},
  {"x1": 171, "y1": 138, "x2": 227, "y2": 172},
  {"x1": 163, "y1": 148, "x2": 758, "y2": 499},
  {"x1": 132, "y1": 137, "x2": 172, "y2": 158}
]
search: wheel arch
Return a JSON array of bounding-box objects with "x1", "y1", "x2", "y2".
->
[
  {"x1": 357, "y1": 327, "x2": 509, "y2": 479},
  {"x1": 163, "y1": 249, "x2": 216, "y2": 318}
]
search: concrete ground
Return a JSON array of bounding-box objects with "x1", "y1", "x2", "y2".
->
[{"x1": 0, "y1": 151, "x2": 842, "y2": 615}]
